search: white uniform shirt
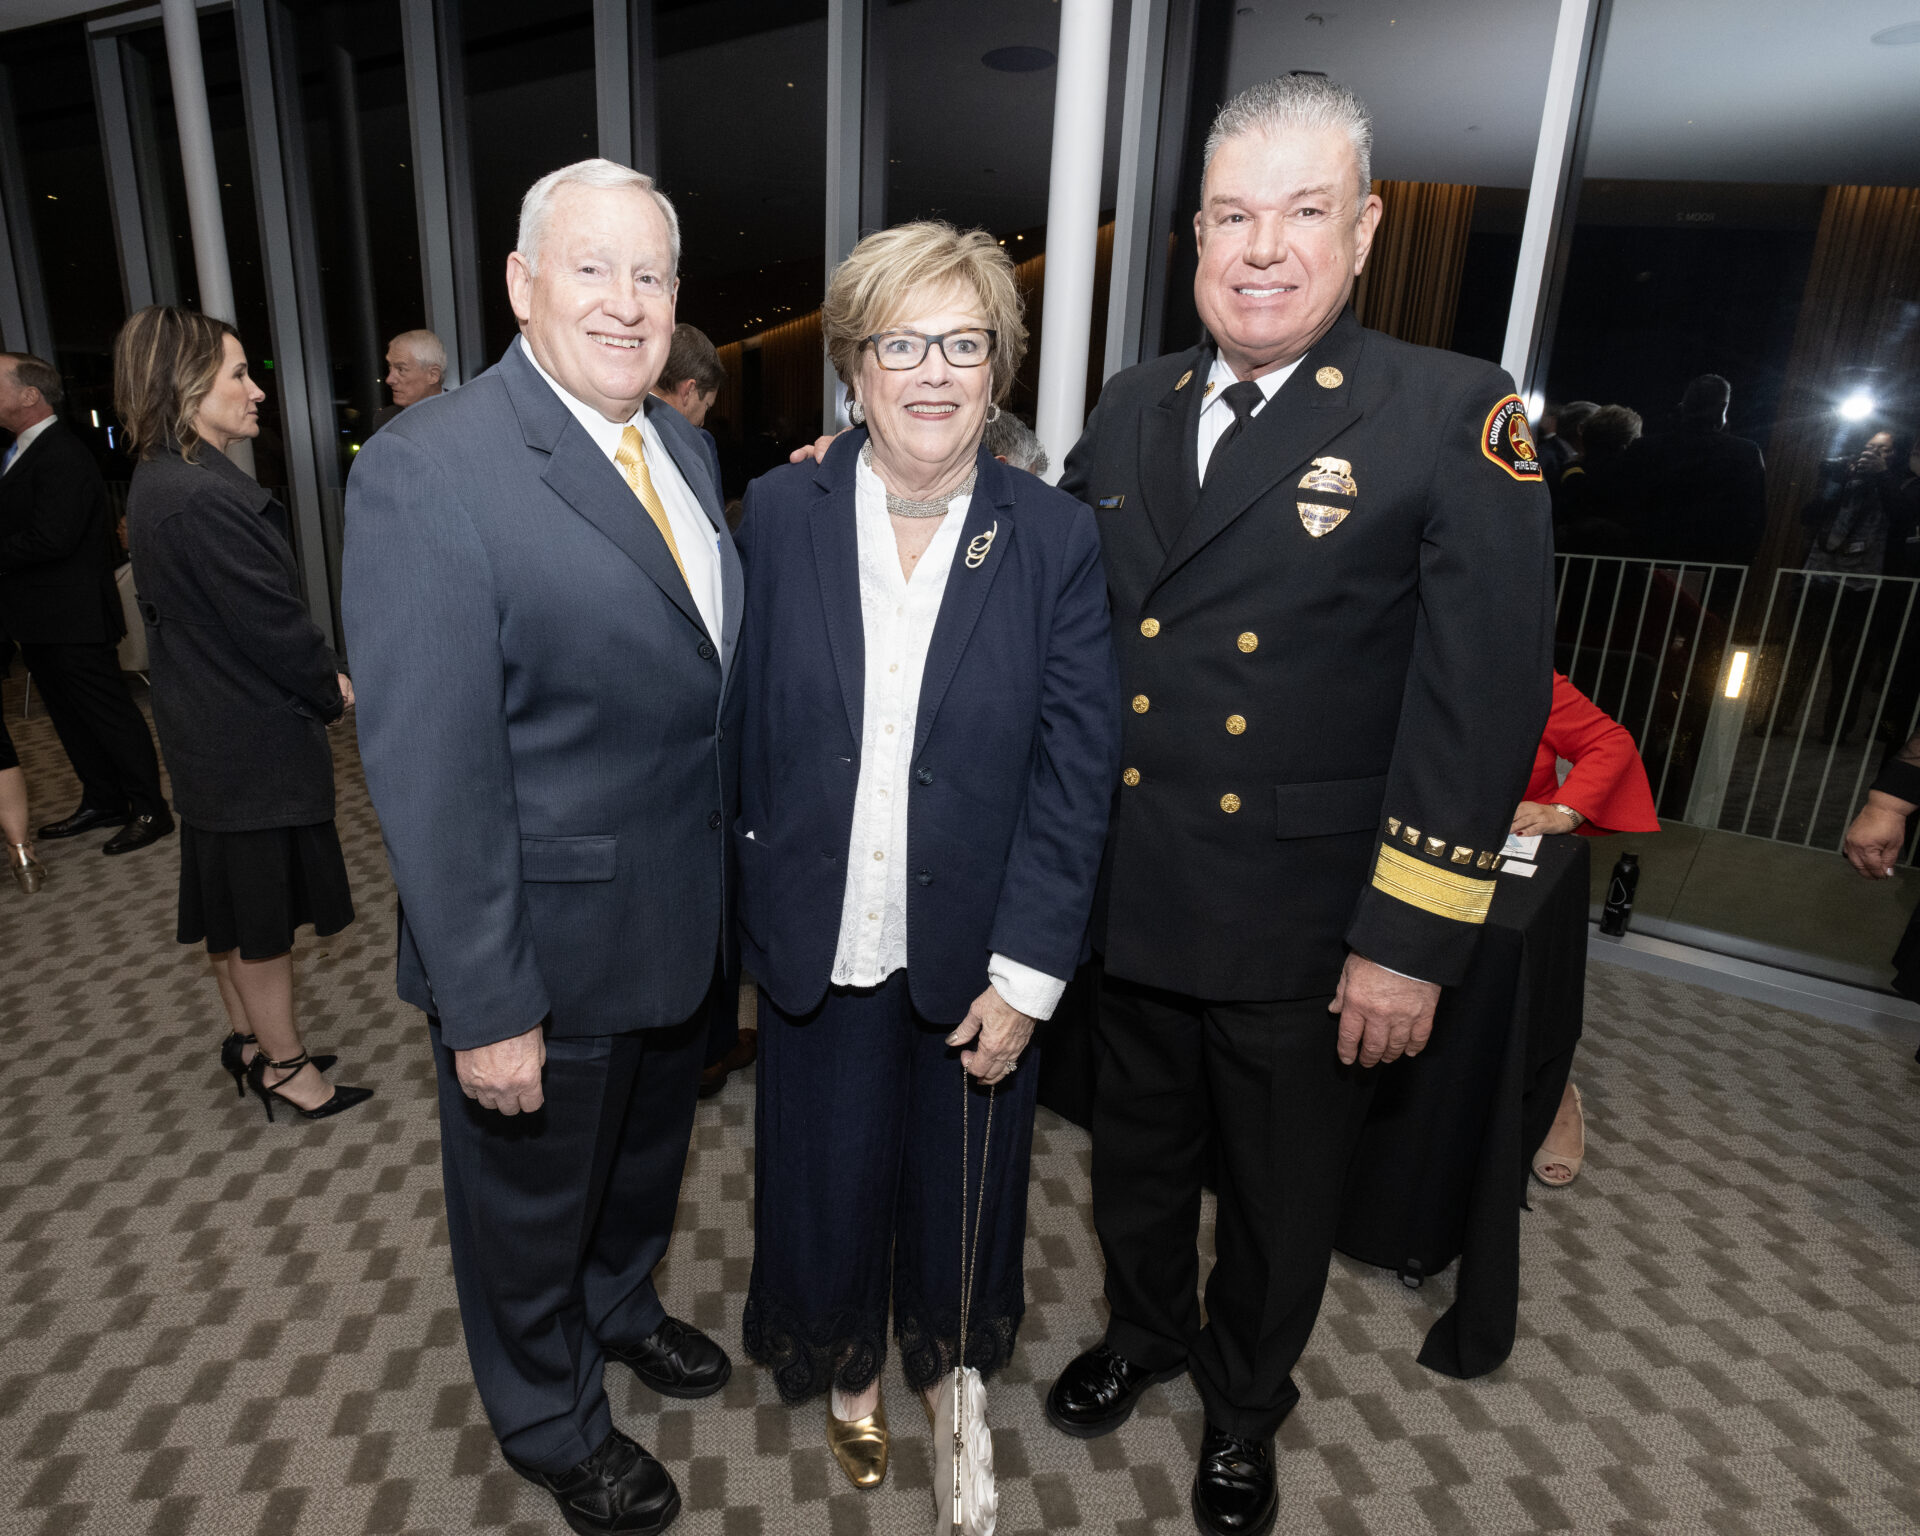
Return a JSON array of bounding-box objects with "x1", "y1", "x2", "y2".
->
[
  {"x1": 519, "y1": 338, "x2": 725, "y2": 645},
  {"x1": 1194, "y1": 354, "x2": 1301, "y2": 483},
  {"x1": 1, "y1": 414, "x2": 55, "y2": 474},
  {"x1": 828, "y1": 450, "x2": 1066, "y2": 1021}
]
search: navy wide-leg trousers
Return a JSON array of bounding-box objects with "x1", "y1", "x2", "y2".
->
[{"x1": 743, "y1": 970, "x2": 1039, "y2": 1402}]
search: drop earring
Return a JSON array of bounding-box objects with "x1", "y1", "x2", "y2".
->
[{"x1": 848, "y1": 397, "x2": 866, "y2": 426}]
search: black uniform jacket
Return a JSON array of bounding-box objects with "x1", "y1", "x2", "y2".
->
[
  {"x1": 0, "y1": 419, "x2": 125, "y2": 646},
  {"x1": 1061, "y1": 309, "x2": 1553, "y2": 995},
  {"x1": 128, "y1": 443, "x2": 344, "y2": 832}
]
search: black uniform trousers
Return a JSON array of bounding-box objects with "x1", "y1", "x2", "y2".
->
[
  {"x1": 1092, "y1": 973, "x2": 1377, "y2": 1441},
  {"x1": 19, "y1": 641, "x2": 166, "y2": 818},
  {"x1": 430, "y1": 993, "x2": 708, "y2": 1473}
]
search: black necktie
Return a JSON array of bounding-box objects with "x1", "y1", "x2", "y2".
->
[{"x1": 1205, "y1": 381, "x2": 1266, "y2": 485}]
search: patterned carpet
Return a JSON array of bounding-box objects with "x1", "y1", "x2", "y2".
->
[{"x1": 2, "y1": 668, "x2": 1918, "y2": 1536}]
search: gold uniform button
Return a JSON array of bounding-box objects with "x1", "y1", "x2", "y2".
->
[
  {"x1": 1121, "y1": 768, "x2": 1141, "y2": 787},
  {"x1": 1225, "y1": 714, "x2": 1246, "y2": 735},
  {"x1": 1237, "y1": 632, "x2": 1258, "y2": 653},
  {"x1": 1132, "y1": 694, "x2": 1150, "y2": 714},
  {"x1": 1140, "y1": 617, "x2": 1160, "y2": 637},
  {"x1": 1220, "y1": 793, "x2": 1242, "y2": 814}
]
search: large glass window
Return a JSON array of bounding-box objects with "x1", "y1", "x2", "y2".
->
[
  {"x1": 459, "y1": 0, "x2": 596, "y2": 361},
  {"x1": 289, "y1": 0, "x2": 425, "y2": 462},
  {"x1": 649, "y1": 1, "x2": 828, "y2": 493},
  {"x1": 1537, "y1": 4, "x2": 1920, "y2": 985},
  {"x1": 120, "y1": 15, "x2": 281, "y2": 488},
  {"x1": 7, "y1": 19, "x2": 121, "y2": 463}
]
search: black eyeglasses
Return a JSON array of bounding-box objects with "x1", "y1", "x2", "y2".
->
[{"x1": 863, "y1": 328, "x2": 998, "y2": 370}]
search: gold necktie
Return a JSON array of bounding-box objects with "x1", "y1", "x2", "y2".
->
[{"x1": 614, "y1": 424, "x2": 689, "y2": 589}]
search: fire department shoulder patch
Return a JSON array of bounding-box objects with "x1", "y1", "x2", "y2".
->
[{"x1": 1481, "y1": 395, "x2": 1542, "y2": 482}]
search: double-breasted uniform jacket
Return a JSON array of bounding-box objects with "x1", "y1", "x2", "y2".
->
[{"x1": 1061, "y1": 308, "x2": 1554, "y2": 994}]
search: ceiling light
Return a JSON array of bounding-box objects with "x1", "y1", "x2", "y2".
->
[
  {"x1": 1870, "y1": 21, "x2": 1920, "y2": 44},
  {"x1": 982, "y1": 46, "x2": 1055, "y2": 72},
  {"x1": 1839, "y1": 393, "x2": 1875, "y2": 421}
]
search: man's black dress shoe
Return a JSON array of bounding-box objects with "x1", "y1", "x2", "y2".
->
[
  {"x1": 102, "y1": 811, "x2": 174, "y2": 856},
  {"x1": 1045, "y1": 1343, "x2": 1185, "y2": 1438},
  {"x1": 1191, "y1": 1422, "x2": 1277, "y2": 1536},
  {"x1": 507, "y1": 1428, "x2": 679, "y2": 1536},
  {"x1": 37, "y1": 806, "x2": 124, "y2": 840},
  {"x1": 606, "y1": 1315, "x2": 731, "y2": 1399}
]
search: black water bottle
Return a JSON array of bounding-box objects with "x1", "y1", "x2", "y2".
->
[{"x1": 1599, "y1": 852, "x2": 1639, "y2": 936}]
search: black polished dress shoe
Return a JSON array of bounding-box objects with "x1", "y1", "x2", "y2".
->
[
  {"x1": 1045, "y1": 1343, "x2": 1185, "y2": 1438},
  {"x1": 102, "y1": 811, "x2": 175, "y2": 856},
  {"x1": 605, "y1": 1315, "x2": 732, "y2": 1399},
  {"x1": 37, "y1": 805, "x2": 124, "y2": 840},
  {"x1": 507, "y1": 1428, "x2": 680, "y2": 1536},
  {"x1": 1191, "y1": 1422, "x2": 1277, "y2": 1536}
]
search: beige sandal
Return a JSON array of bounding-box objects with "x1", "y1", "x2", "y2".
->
[{"x1": 1532, "y1": 1082, "x2": 1585, "y2": 1187}]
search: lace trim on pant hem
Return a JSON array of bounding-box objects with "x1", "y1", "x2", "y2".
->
[{"x1": 742, "y1": 1291, "x2": 889, "y2": 1404}]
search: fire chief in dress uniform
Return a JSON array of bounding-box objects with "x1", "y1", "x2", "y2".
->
[{"x1": 1046, "y1": 78, "x2": 1553, "y2": 1536}]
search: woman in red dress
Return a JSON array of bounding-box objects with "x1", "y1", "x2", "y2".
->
[{"x1": 1514, "y1": 672, "x2": 1660, "y2": 1185}]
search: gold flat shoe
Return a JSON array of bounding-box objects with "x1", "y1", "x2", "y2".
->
[
  {"x1": 826, "y1": 1396, "x2": 889, "y2": 1489},
  {"x1": 8, "y1": 843, "x2": 45, "y2": 895}
]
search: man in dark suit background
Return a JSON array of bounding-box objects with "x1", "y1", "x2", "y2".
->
[
  {"x1": 0, "y1": 352, "x2": 172, "y2": 855},
  {"x1": 1615, "y1": 373, "x2": 1767, "y2": 566},
  {"x1": 1047, "y1": 77, "x2": 1552, "y2": 1536},
  {"x1": 345, "y1": 160, "x2": 741, "y2": 1536}
]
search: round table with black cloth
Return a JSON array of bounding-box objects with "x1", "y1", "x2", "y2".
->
[
  {"x1": 176, "y1": 820, "x2": 354, "y2": 960},
  {"x1": 1037, "y1": 833, "x2": 1592, "y2": 1381}
]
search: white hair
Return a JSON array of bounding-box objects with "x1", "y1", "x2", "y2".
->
[
  {"x1": 1203, "y1": 75, "x2": 1374, "y2": 206},
  {"x1": 389, "y1": 328, "x2": 445, "y2": 372},
  {"x1": 515, "y1": 158, "x2": 682, "y2": 278}
]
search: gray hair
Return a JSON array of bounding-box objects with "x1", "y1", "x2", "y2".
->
[
  {"x1": 388, "y1": 328, "x2": 446, "y2": 373},
  {"x1": 1203, "y1": 75, "x2": 1374, "y2": 206},
  {"x1": 515, "y1": 158, "x2": 681, "y2": 278},
  {"x1": 983, "y1": 410, "x2": 1048, "y2": 476}
]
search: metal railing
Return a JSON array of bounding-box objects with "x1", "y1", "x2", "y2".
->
[{"x1": 1553, "y1": 554, "x2": 1920, "y2": 866}]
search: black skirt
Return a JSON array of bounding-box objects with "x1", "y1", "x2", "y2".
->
[{"x1": 176, "y1": 820, "x2": 354, "y2": 959}]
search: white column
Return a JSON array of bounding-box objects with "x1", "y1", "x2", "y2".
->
[
  {"x1": 1033, "y1": 0, "x2": 1114, "y2": 482},
  {"x1": 160, "y1": 0, "x2": 254, "y2": 476}
]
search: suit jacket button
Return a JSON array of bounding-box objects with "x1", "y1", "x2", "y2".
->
[
  {"x1": 707, "y1": 810, "x2": 722, "y2": 829},
  {"x1": 1140, "y1": 617, "x2": 1160, "y2": 637},
  {"x1": 917, "y1": 869, "x2": 933, "y2": 886},
  {"x1": 1220, "y1": 793, "x2": 1242, "y2": 814},
  {"x1": 1238, "y1": 632, "x2": 1258, "y2": 653},
  {"x1": 1121, "y1": 768, "x2": 1140, "y2": 787},
  {"x1": 698, "y1": 640, "x2": 716, "y2": 659},
  {"x1": 1132, "y1": 694, "x2": 1150, "y2": 713},
  {"x1": 1225, "y1": 714, "x2": 1246, "y2": 735},
  {"x1": 916, "y1": 767, "x2": 934, "y2": 786}
]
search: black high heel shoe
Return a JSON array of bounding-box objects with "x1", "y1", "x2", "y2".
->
[
  {"x1": 246, "y1": 1051, "x2": 373, "y2": 1122},
  {"x1": 220, "y1": 1032, "x2": 335, "y2": 1097}
]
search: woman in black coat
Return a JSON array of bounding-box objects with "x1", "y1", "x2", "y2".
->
[{"x1": 115, "y1": 306, "x2": 370, "y2": 1121}]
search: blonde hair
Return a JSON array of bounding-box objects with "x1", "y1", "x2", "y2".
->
[
  {"x1": 113, "y1": 305, "x2": 239, "y2": 463},
  {"x1": 822, "y1": 222, "x2": 1027, "y2": 405}
]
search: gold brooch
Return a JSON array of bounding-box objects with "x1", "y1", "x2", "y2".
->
[
  {"x1": 1174, "y1": 369, "x2": 1193, "y2": 392},
  {"x1": 1316, "y1": 367, "x2": 1343, "y2": 389},
  {"x1": 966, "y1": 521, "x2": 998, "y2": 569}
]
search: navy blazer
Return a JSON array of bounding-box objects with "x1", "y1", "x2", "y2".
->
[
  {"x1": 343, "y1": 342, "x2": 744, "y2": 1050},
  {"x1": 733, "y1": 431, "x2": 1120, "y2": 1026}
]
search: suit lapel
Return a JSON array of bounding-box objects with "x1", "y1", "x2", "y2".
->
[
  {"x1": 809, "y1": 436, "x2": 865, "y2": 748},
  {"x1": 914, "y1": 449, "x2": 1015, "y2": 760},
  {"x1": 1150, "y1": 312, "x2": 1365, "y2": 596},
  {"x1": 500, "y1": 343, "x2": 708, "y2": 638},
  {"x1": 645, "y1": 397, "x2": 743, "y2": 677},
  {"x1": 1138, "y1": 348, "x2": 1207, "y2": 552}
]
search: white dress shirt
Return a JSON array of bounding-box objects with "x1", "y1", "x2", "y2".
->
[
  {"x1": 519, "y1": 338, "x2": 725, "y2": 645},
  {"x1": 829, "y1": 450, "x2": 1067, "y2": 1022},
  {"x1": 1194, "y1": 354, "x2": 1301, "y2": 484},
  {"x1": 1, "y1": 414, "x2": 55, "y2": 475}
]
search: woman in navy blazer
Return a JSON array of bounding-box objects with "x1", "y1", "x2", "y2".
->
[{"x1": 735, "y1": 224, "x2": 1120, "y2": 1489}]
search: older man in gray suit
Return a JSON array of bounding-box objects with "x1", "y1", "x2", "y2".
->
[{"x1": 345, "y1": 159, "x2": 740, "y2": 1536}]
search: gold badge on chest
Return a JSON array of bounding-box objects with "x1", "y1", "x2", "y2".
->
[{"x1": 1296, "y1": 456, "x2": 1356, "y2": 537}]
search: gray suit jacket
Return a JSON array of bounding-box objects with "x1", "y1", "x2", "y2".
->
[{"x1": 343, "y1": 341, "x2": 743, "y2": 1050}]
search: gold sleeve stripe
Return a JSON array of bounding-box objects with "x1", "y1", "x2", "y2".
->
[{"x1": 1371, "y1": 843, "x2": 1495, "y2": 925}]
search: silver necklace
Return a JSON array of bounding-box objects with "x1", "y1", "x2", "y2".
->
[{"x1": 862, "y1": 442, "x2": 975, "y2": 518}]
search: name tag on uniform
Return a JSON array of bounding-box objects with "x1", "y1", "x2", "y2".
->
[{"x1": 1097, "y1": 495, "x2": 1125, "y2": 510}]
